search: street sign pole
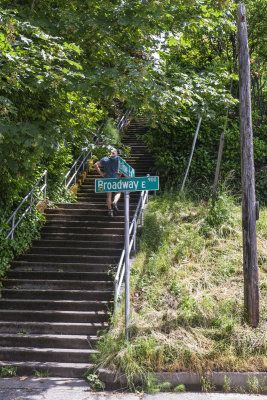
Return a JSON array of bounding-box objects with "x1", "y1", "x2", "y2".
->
[
  {"x1": 124, "y1": 191, "x2": 130, "y2": 341},
  {"x1": 95, "y1": 173, "x2": 160, "y2": 341}
]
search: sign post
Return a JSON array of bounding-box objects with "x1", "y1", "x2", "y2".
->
[
  {"x1": 95, "y1": 174, "x2": 159, "y2": 340},
  {"x1": 117, "y1": 158, "x2": 134, "y2": 340},
  {"x1": 124, "y1": 191, "x2": 130, "y2": 341}
]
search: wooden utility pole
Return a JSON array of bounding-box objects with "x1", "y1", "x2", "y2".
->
[{"x1": 238, "y1": 3, "x2": 259, "y2": 327}]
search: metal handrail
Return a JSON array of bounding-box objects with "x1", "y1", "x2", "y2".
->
[
  {"x1": 64, "y1": 109, "x2": 133, "y2": 189},
  {"x1": 4, "y1": 170, "x2": 47, "y2": 240},
  {"x1": 116, "y1": 108, "x2": 133, "y2": 131},
  {"x1": 64, "y1": 149, "x2": 92, "y2": 189},
  {"x1": 114, "y1": 189, "x2": 149, "y2": 306}
]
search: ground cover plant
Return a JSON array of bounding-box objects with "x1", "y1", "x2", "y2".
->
[{"x1": 96, "y1": 189, "x2": 267, "y2": 389}]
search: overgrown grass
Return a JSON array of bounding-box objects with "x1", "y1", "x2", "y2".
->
[{"x1": 96, "y1": 190, "x2": 267, "y2": 388}]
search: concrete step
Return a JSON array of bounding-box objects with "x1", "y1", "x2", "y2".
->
[
  {"x1": 10, "y1": 261, "x2": 113, "y2": 272},
  {"x1": 82, "y1": 195, "x2": 139, "y2": 203},
  {"x1": 45, "y1": 208, "x2": 135, "y2": 215},
  {"x1": 43, "y1": 221, "x2": 124, "y2": 228},
  {"x1": 126, "y1": 159, "x2": 153, "y2": 164},
  {"x1": 46, "y1": 208, "x2": 124, "y2": 216},
  {"x1": 77, "y1": 189, "x2": 142, "y2": 196},
  {"x1": 17, "y1": 254, "x2": 119, "y2": 264},
  {"x1": 0, "y1": 321, "x2": 108, "y2": 335},
  {"x1": 40, "y1": 233, "x2": 124, "y2": 241},
  {"x1": 1, "y1": 288, "x2": 113, "y2": 301},
  {"x1": 0, "y1": 361, "x2": 94, "y2": 378},
  {"x1": 0, "y1": 346, "x2": 98, "y2": 363},
  {"x1": 76, "y1": 197, "x2": 140, "y2": 203},
  {"x1": 44, "y1": 214, "x2": 125, "y2": 222},
  {"x1": 0, "y1": 310, "x2": 110, "y2": 323},
  {"x1": 32, "y1": 239, "x2": 123, "y2": 249},
  {"x1": 26, "y1": 246, "x2": 121, "y2": 256},
  {"x1": 0, "y1": 333, "x2": 99, "y2": 349},
  {"x1": 123, "y1": 162, "x2": 153, "y2": 166},
  {"x1": 54, "y1": 203, "x2": 105, "y2": 209},
  {"x1": 76, "y1": 197, "x2": 140, "y2": 204},
  {"x1": 0, "y1": 299, "x2": 112, "y2": 311},
  {"x1": 41, "y1": 226, "x2": 124, "y2": 235},
  {"x1": 7, "y1": 270, "x2": 113, "y2": 281},
  {"x1": 3, "y1": 279, "x2": 113, "y2": 290},
  {"x1": 53, "y1": 201, "x2": 141, "y2": 210},
  {"x1": 11, "y1": 261, "x2": 113, "y2": 272}
]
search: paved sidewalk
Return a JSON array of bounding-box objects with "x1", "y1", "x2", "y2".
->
[{"x1": 0, "y1": 378, "x2": 267, "y2": 400}]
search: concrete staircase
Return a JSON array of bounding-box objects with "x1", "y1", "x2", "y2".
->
[{"x1": 0, "y1": 120, "x2": 154, "y2": 378}]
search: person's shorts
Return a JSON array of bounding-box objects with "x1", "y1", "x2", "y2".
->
[{"x1": 105, "y1": 173, "x2": 119, "y2": 179}]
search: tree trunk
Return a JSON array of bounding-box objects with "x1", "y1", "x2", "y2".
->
[{"x1": 238, "y1": 3, "x2": 259, "y2": 328}]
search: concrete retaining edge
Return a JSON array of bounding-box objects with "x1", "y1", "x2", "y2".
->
[{"x1": 98, "y1": 369, "x2": 267, "y2": 392}]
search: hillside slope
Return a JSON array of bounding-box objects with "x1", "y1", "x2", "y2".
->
[{"x1": 96, "y1": 191, "x2": 267, "y2": 384}]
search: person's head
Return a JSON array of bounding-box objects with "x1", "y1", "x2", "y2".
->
[{"x1": 110, "y1": 149, "x2": 118, "y2": 159}]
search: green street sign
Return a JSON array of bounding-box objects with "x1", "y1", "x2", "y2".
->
[
  {"x1": 118, "y1": 157, "x2": 135, "y2": 178},
  {"x1": 95, "y1": 176, "x2": 159, "y2": 193}
]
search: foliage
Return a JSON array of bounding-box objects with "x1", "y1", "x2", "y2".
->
[
  {"x1": 201, "y1": 376, "x2": 216, "y2": 393},
  {"x1": 84, "y1": 372, "x2": 105, "y2": 391},
  {"x1": 95, "y1": 190, "x2": 267, "y2": 384},
  {"x1": 34, "y1": 369, "x2": 50, "y2": 377},
  {"x1": 0, "y1": 366, "x2": 17, "y2": 377},
  {"x1": 222, "y1": 375, "x2": 231, "y2": 393},
  {"x1": 0, "y1": 0, "x2": 265, "y2": 208},
  {"x1": 174, "y1": 384, "x2": 186, "y2": 392},
  {"x1": 0, "y1": 207, "x2": 45, "y2": 282},
  {"x1": 143, "y1": 114, "x2": 266, "y2": 203},
  {"x1": 0, "y1": 9, "x2": 85, "y2": 178}
]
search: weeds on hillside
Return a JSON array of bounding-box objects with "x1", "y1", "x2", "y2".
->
[{"x1": 95, "y1": 190, "x2": 267, "y2": 389}]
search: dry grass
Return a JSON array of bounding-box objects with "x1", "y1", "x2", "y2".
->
[{"x1": 96, "y1": 192, "x2": 267, "y2": 384}]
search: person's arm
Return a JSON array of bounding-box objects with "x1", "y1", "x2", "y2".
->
[{"x1": 94, "y1": 161, "x2": 105, "y2": 177}]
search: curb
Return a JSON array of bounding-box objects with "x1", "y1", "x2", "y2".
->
[{"x1": 98, "y1": 369, "x2": 267, "y2": 392}]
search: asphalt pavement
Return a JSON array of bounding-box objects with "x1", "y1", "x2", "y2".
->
[{"x1": 0, "y1": 378, "x2": 267, "y2": 400}]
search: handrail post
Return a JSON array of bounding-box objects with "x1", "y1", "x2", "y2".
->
[
  {"x1": 181, "y1": 117, "x2": 202, "y2": 191},
  {"x1": 114, "y1": 282, "x2": 118, "y2": 313},
  {"x1": 140, "y1": 192, "x2": 144, "y2": 226},
  {"x1": 133, "y1": 218, "x2": 137, "y2": 254},
  {"x1": 44, "y1": 171, "x2": 47, "y2": 200}
]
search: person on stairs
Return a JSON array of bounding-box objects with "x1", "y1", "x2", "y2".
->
[{"x1": 94, "y1": 148, "x2": 122, "y2": 217}]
